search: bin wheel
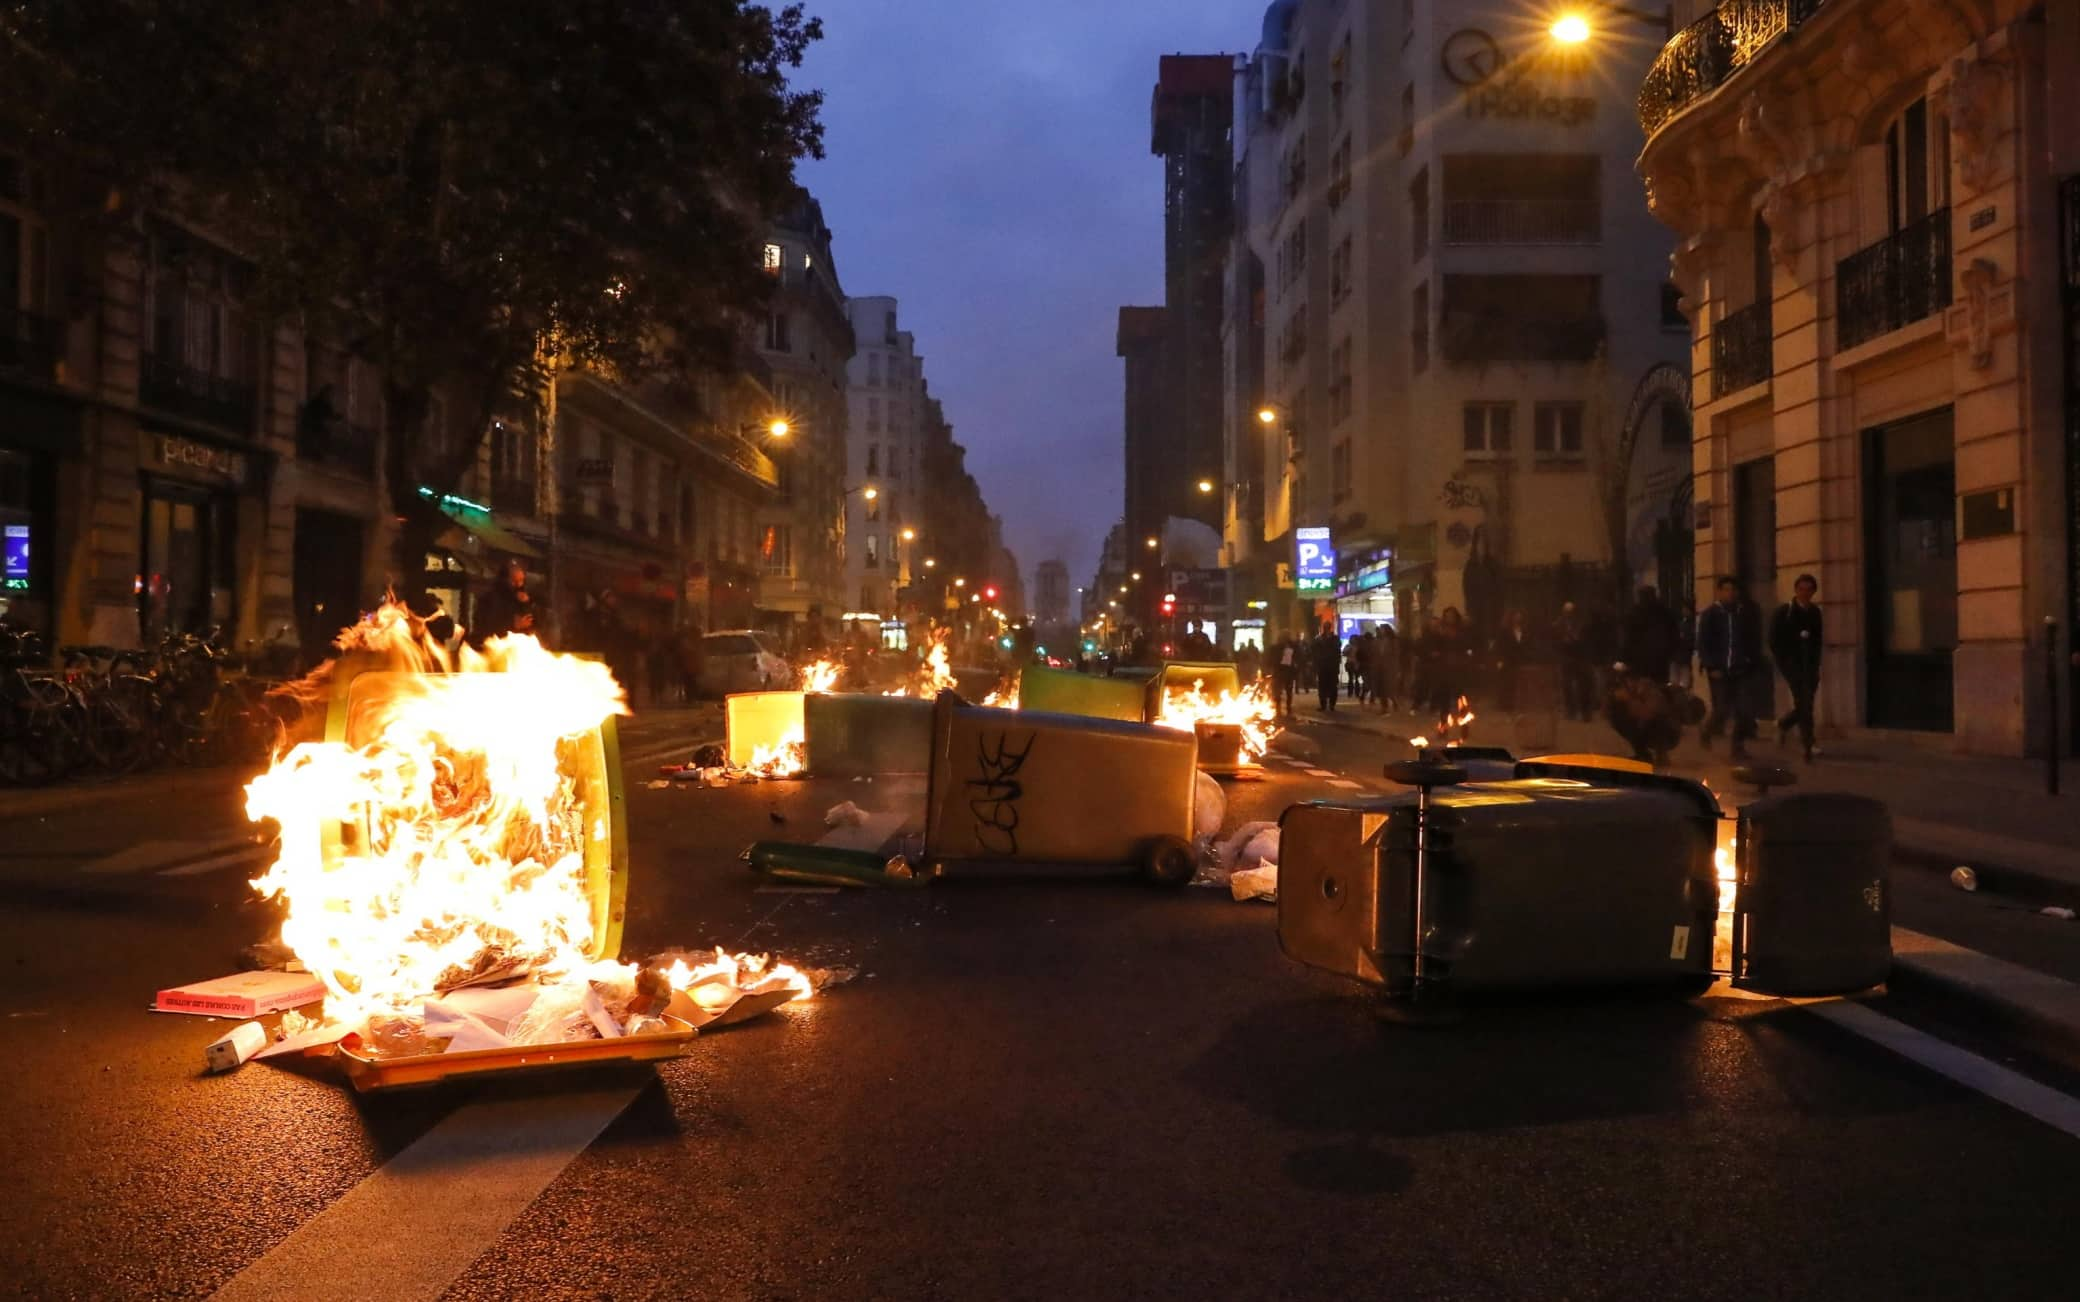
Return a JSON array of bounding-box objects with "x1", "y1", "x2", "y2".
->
[{"x1": 1142, "y1": 836, "x2": 1197, "y2": 888}]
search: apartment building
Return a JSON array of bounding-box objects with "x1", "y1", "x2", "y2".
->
[
  {"x1": 1231, "y1": 0, "x2": 1688, "y2": 642},
  {"x1": 841, "y1": 296, "x2": 925, "y2": 625},
  {"x1": 1638, "y1": 0, "x2": 2078, "y2": 755}
]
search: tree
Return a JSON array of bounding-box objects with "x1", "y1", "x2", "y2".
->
[{"x1": 1, "y1": 0, "x2": 823, "y2": 589}]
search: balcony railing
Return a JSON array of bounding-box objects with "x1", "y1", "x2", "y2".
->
[
  {"x1": 1638, "y1": 0, "x2": 1830, "y2": 139},
  {"x1": 1836, "y1": 208, "x2": 1952, "y2": 352},
  {"x1": 1711, "y1": 299, "x2": 1773, "y2": 396},
  {"x1": 140, "y1": 352, "x2": 257, "y2": 435},
  {"x1": 1440, "y1": 313, "x2": 1606, "y2": 365},
  {"x1": 0, "y1": 304, "x2": 61, "y2": 380},
  {"x1": 295, "y1": 414, "x2": 378, "y2": 478},
  {"x1": 1443, "y1": 199, "x2": 1600, "y2": 246}
]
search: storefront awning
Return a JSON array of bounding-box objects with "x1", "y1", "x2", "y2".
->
[{"x1": 430, "y1": 496, "x2": 542, "y2": 559}]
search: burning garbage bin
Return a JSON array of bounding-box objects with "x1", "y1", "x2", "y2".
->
[
  {"x1": 1279, "y1": 765, "x2": 1721, "y2": 997},
  {"x1": 1731, "y1": 793, "x2": 1892, "y2": 995},
  {"x1": 726, "y1": 690, "x2": 807, "y2": 774},
  {"x1": 922, "y1": 692, "x2": 1200, "y2": 885}
]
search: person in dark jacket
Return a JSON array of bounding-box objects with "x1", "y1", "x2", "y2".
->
[
  {"x1": 470, "y1": 560, "x2": 536, "y2": 649},
  {"x1": 1368, "y1": 621, "x2": 1399, "y2": 714},
  {"x1": 1620, "y1": 586, "x2": 1680, "y2": 684},
  {"x1": 1696, "y1": 575, "x2": 1764, "y2": 759},
  {"x1": 1552, "y1": 601, "x2": 1593, "y2": 720},
  {"x1": 1272, "y1": 636, "x2": 1301, "y2": 719},
  {"x1": 1312, "y1": 623, "x2": 1343, "y2": 713},
  {"x1": 1770, "y1": 573, "x2": 1824, "y2": 761},
  {"x1": 1427, "y1": 607, "x2": 1474, "y2": 724},
  {"x1": 1492, "y1": 609, "x2": 1534, "y2": 712}
]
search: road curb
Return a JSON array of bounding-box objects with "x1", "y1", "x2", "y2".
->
[
  {"x1": 1891, "y1": 845, "x2": 2079, "y2": 908},
  {"x1": 1888, "y1": 929, "x2": 2080, "y2": 1069}
]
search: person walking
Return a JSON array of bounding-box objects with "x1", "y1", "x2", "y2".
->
[
  {"x1": 1696, "y1": 576, "x2": 1763, "y2": 759},
  {"x1": 1429, "y1": 607, "x2": 1473, "y2": 725},
  {"x1": 1312, "y1": 622, "x2": 1343, "y2": 713},
  {"x1": 1369, "y1": 621, "x2": 1399, "y2": 714},
  {"x1": 1272, "y1": 637, "x2": 1300, "y2": 720},
  {"x1": 1345, "y1": 630, "x2": 1368, "y2": 704},
  {"x1": 1552, "y1": 601, "x2": 1593, "y2": 721},
  {"x1": 1771, "y1": 573, "x2": 1824, "y2": 762},
  {"x1": 1493, "y1": 609, "x2": 1533, "y2": 713}
]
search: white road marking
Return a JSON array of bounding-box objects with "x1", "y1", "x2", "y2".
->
[
  {"x1": 210, "y1": 1084, "x2": 642, "y2": 1302},
  {"x1": 82, "y1": 839, "x2": 260, "y2": 877},
  {"x1": 1325, "y1": 779, "x2": 1362, "y2": 790},
  {"x1": 1303, "y1": 768, "x2": 1336, "y2": 779},
  {"x1": 158, "y1": 846, "x2": 271, "y2": 877},
  {"x1": 1805, "y1": 1000, "x2": 2080, "y2": 1140}
]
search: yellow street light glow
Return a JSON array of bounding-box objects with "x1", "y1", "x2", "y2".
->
[
  {"x1": 924, "y1": 557, "x2": 937, "y2": 568},
  {"x1": 900, "y1": 527, "x2": 916, "y2": 541},
  {"x1": 1131, "y1": 571, "x2": 1142, "y2": 581},
  {"x1": 1196, "y1": 479, "x2": 1215, "y2": 494},
  {"x1": 768, "y1": 419, "x2": 791, "y2": 438},
  {"x1": 1145, "y1": 536, "x2": 1159, "y2": 549},
  {"x1": 1256, "y1": 407, "x2": 1278, "y2": 426},
  {"x1": 862, "y1": 485, "x2": 879, "y2": 501},
  {"x1": 1118, "y1": 586, "x2": 1128, "y2": 594},
  {"x1": 954, "y1": 577, "x2": 966, "y2": 587},
  {"x1": 1551, "y1": 14, "x2": 1591, "y2": 43}
]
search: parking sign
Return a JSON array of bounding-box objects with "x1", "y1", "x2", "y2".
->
[{"x1": 1294, "y1": 527, "x2": 1335, "y2": 592}]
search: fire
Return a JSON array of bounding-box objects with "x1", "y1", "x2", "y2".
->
[
  {"x1": 980, "y1": 672, "x2": 1021, "y2": 709},
  {"x1": 800, "y1": 660, "x2": 841, "y2": 693},
  {"x1": 243, "y1": 600, "x2": 812, "y2": 1050},
  {"x1": 665, "y1": 948, "x2": 814, "y2": 1007},
  {"x1": 883, "y1": 629, "x2": 956, "y2": 698},
  {"x1": 1433, "y1": 695, "x2": 1475, "y2": 742},
  {"x1": 1154, "y1": 677, "x2": 1281, "y2": 762},
  {"x1": 745, "y1": 727, "x2": 807, "y2": 779}
]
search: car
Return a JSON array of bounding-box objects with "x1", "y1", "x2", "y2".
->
[{"x1": 698, "y1": 630, "x2": 791, "y2": 696}]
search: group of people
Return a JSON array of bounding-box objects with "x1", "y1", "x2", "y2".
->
[{"x1": 1266, "y1": 607, "x2": 1481, "y2": 724}]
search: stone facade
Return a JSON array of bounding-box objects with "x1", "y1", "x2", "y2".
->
[{"x1": 1637, "y1": 0, "x2": 2075, "y2": 755}]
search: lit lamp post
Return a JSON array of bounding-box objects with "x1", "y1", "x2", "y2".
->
[{"x1": 1546, "y1": 3, "x2": 1673, "y2": 43}]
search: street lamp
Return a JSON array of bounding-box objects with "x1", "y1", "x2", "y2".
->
[
  {"x1": 924, "y1": 558, "x2": 937, "y2": 569},
  {"x1": 1130, "y1": 572, "x2": 1141, "y2": 582},
  {"x1": 1550, "y1": 13, "x2": 1590, "y2": 42},
  {"x1": 1145, "y1": 536, "x2": 1159, "y2": 550},
  {"x1": 954, "y1": 577, "x2": 966, "y2": 588},
  {"x1": 1548, "y1": 4, "x2": 1673, "y2": 42},
  {"x1": 1256, "y1": 406, "x2": 1279, "y2": 426},
  {"x1": 1196, "y1": 478, "x2": 1215, "y2": 495},
  {"x1": 900, "y1": 527, "x2": 916, "y2": 541}
]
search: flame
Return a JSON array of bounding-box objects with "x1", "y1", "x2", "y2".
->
[
  {"x1": 980, "y1": 672, "x2": 1021, "y2": 709},
  {"x1": 800, "y1": 660, "x2": 841, "y2": 694},
  {"x1": 1154, "y1": 677, "x2": 1281, "y2": 763},
  {"x1": 245, "y1": 602, "x2": 629, "y2": 1027},
  {"x1": 746, "y1": 727, "x2": 807, "y2": 779},
  {"x1": 883, "y1": 629, "x2": 956, "y2": 698},
  {"x1": 1410, "y1": 735, "x2": 1431, "y2": 750},
  {"x1": 664, "y1": 948, "x2": 814, "y2": 1006}
]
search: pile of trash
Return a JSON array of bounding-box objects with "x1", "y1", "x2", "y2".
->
[{"x1": 1189, "y1": 771, "x2": 1280, "y2": 902}]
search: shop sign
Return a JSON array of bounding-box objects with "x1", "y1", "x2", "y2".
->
[
  {"x1": 1444, "y1": 27, "x2": 1595, "y2": 126},
  {"x1": 1295, "y1": 527, "x2": 1335, "y2": 592},
  {"x1": 424, "y1": 552, "x2": 465, "y2": 575},
  {"x1": 155, "y1": 434, "x2": 250, "y2": 487},
  {"x1": 3, "y1": 523, "x2": 28, "y2": 590}
]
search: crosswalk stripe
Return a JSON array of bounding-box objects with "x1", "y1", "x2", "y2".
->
[
  {"x1": 1325, "y1": 779, "x2": 1362, "y2": 790},
  {"x1": 159, "y1": 846, "x2": 272, "y2": 877}
]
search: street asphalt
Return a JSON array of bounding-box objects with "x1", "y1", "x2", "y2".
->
[{"x1": 2, "y1": 709, "x2": 2079, "y2": 1300}]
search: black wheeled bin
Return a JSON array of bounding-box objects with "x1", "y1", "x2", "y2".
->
[
  {"x1": 1732, "y1": 793, "x2": 1892, "y2": 994},
  {"x1": 1279, "y1": 773, "x2": 1721, "y2": 994}
]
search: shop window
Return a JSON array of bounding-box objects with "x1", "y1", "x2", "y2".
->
[{"x1": 138, "y1": 479, "x2": 237, "y2": 641}]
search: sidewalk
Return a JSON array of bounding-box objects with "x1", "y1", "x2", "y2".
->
[{"x1": 1294, "y1": 701, "x2": 2080, "y2": 899}]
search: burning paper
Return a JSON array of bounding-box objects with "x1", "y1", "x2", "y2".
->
[
  {"x1": 800, "y1": 660, "x2": 842, "y2": 693},
  {"x1": 882, "y1": 629, "x2": 957, "y2": 698},
  {"x1": 1154, "y1": 677, "x2": 1280, "y2": 763}
]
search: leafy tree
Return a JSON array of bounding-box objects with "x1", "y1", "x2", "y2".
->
[{"x1": 1, "y1": 0, "x2": 823, "y2": 588}]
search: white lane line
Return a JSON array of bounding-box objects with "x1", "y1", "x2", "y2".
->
[
  {"x1": 1303, "y1": 768, "x2": 1337, "y2": 779},
  {"x1": 158, "y1": 846, "x2": 271, "y2": 877},
  {"x1": 1325, "y1": 779, "x2": 1362, "y2": 790},
  {"x1": 1806, "y1": 1000, "x2": 2080, "y2": 1141},
  {"x1": 210, "y1": 1085, "x2": 642, "y2": 1302},
  {"x1": 83, "y1": 839, "x2": 259, "y2": 877}
]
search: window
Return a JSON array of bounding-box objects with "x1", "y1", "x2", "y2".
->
[
  {"x1": 1410, "y1": 168, "x2": 1430, "y2": 261},
  {"x1": 865, "y1": 496, "x2": 881, "y2": 523},
  {"x1": 1440, "y1": 274, "x2": 1603, "y2": 363},
  {"x1": 1278, "y1": 224, "x2": 1307, "y2": 292},
  {"x1": 1411, "y1": 282, "x2": 1430, "y2": 373},
  {"x1": 1330, "y1": 33, "x2": 1350, "y2": 124},
  {"x1": 1441, "y1": 154, "x2": 1600, "y2": 244},
  {"x1": 1660, "y1": 282, "x2": 1688, "y2": 329},
  {"x1": 864, "y1": 534, "x2": 880, "y2": 570},
  {"x1": 1327, "y1": 135, "x2": 1352, "y2": 210},
  {"x1": 1329, "y1": 336, "x2": 1353, "y2": 425},
  {"x1": 884, "y1": 310, "x2": 897, "y2": 344},
  {"x1": 867, "y1": 396, "x2": 881, "y2": 432},
  {"x1": 1463, "y1": 402, "x2": 1513, "y2": 456},
  {"x1": 866, "y1": 444, "x2": 879, "y2": 475},
  {"x1": 1398, "y1": 85, "x2": 1415, "y2": 156},
  {"x1": 763, "y1": 243, "x2": 783, "y2": 274},
  {"x1": 1886, "y1": 97, "x2": 1930, "y2": 233},
  {"x1": 868, "y1": 353, "x2": 881, "y2": 385},
  {"x1": 1279, "y1": 309, "x2": 1308, "y2": 384},
  {"x1": 1658, "y1": 396, "x2": 1692, "y2": 450},
  {"x1": 760, "y1": 524, "x2": 792, "y2": 575},
  {"x1": 1329, "y1": 235, "x2": 1353, "y2": 308},
  {"x1": 1330, "y1": 438, "x2": 1352, "y2": 502},
  {"x1": 1283, "y1": 133, "x2": 1308, "y2": 202},
  {"x1": 1533, "y1": 402, "x2": 1585, "y2": 459},
  {"x1": 765, "y1": 312, "x2": 791, "y2": 352}
]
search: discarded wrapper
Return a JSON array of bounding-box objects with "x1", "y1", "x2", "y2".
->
[
  {"x1": 205, "y1": 1021, "x2": 269, "y2": 1073},
  {"x1": 1950, "y1": 866, "x2": 1979, "y2": 892}
]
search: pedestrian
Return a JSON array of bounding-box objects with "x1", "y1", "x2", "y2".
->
[
  {"x1": 1606, "y1": 673, "x2": 1681, "y2": 767},
  {"x1": 1621, "y1": 586, "x2": 1680, "y2": 684},
  {"x1": 1272, "y1": 637, "x2": 1300, "y2": 719},
  {"x1": 469, "y1": 560, "x2": 536, "y2": 649},
  {"x1": 1345, "y1": 630, "x2": 1368, "y2": 703},
  {"x1": 1312, "y1": 622, "x2": 1343, "y2": 713},
  {"x1": 1771, "y1": 572, "x2": 1824, "y2": 762},
  {"x1": 1552, "y1": 601, "x2": 1593, "y2": 721},
  {"x1": 1492, "y1": 609, "x2": 1532, "y2": 713},
  {"x1": 1696, "y1": 575, "x2": 1763, "y2": 759},
  {"x1": 1429, "y1": 607, "x2": 1472, "y2": 724},
  {"x1": 1369, "y1": 621, "x2": 1399, "y2": 714}
]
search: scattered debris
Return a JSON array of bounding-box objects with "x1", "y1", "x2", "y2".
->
[
  {"x1": 645, "y1": 779, "x2": 672, "y2": 790},
  {"x1": 692, "y1": 743, "x2": 727, "y2": 769},
  {"x1": 236, "y1": 939, "x2": 304, "y2": 973},
  {"x1": 2042, "y1": 906, "x2": 2076, "y2": 920},
  {"x1": 1230, "y1": 863, "x2": 1279, "y2": 902},
  {"x1": 769, "y1": 809, "x2": 788, "y2": 825},
  {"x1": 824, "y1": 801, "x2": 868, "y2": 829},
  {"x1": 205, "y1": 1021, "x2": 269, "y2": 1073},
  {"x1": 1950, "y1": 866, "x2": 1979, "y2": 892},
  {"x1": 1193, "y1": 770, "x2": 1226, "y2": 844},
  {"x1": 157, "y1": 970, "x2": 327, "y2": 1019}
]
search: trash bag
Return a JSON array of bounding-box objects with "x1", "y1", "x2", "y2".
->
[
  {"x1": 824, "y1": 801, "x2": 868, "y2": 828},
  {"x1": 1216, "y1": 820, "x2": 1280, "y2": 871},
  {"x1": 1231, "y1": 862, "x2": 1278, "y2": 902},
  {"x1": 1193, "y1": 770, "x2": 1226, "y2": 843}
]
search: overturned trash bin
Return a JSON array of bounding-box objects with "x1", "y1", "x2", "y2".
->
[
  {"x1": 726, "y1": 690, "x2": 807, "y2": 772},
  {"x1": 1730, "y1": 793, "x2": 1891, "y2": 995},
  {"x1": 1016, "y1": 664, "x2": 1147, "y2": 721},
  {"x1": 923, "y1": 692, "x2": 1200, "y2": 885},
  {"x1": 804, "y1": 692, "x2": 934, "y2": 777},
  {"x1": 1279, "y1": 761, "x2": 1722, "y2": 1002}
]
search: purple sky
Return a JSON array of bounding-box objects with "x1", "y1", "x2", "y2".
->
[{"x1": 795, "y1": 0, "x2": 1254, "y2": 599}]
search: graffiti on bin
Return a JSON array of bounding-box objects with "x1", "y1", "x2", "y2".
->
[{"x1": 967, "y1": 730, "x2": 1037, "y2": 855}]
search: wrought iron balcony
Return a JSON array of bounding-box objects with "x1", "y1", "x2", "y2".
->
[
  {"x1": 1711, "y1": 299, "x2": 1773, "y2": 396},
  {"x1": 1443, "y1": 199, "x2": 1601, "y2": 246},
  {"x1": 140, "y1": 352, "x2": 257, "y2": 435},
  {"x1": 1638, "y1": 0, "x2": 1831, "y2": 139},
  {"x1": 1836, "y1": 208, "x2": 1952, "y2": 352},
  {"x1": 295, "y1": 412, "x2": 378, "y2": 478},
  {"x1": 0, "y1": 305, "x2": 61, "y2": 380}
]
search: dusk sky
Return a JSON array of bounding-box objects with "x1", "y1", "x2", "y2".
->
[{"x1": 795, "y1": 0, "x2": 1258, "y2": 602}]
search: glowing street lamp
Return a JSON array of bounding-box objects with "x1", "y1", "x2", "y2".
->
[
  {"x1": 767, "y1": 418, "x2": 791, "y2": 438},
  {"x1": 900, "y1": 527, "x2": 916, "y2": 541},
  {"x1": 924, "y1": 557, "x2": 937, "y2": 569},
  {"x1": 1145, "y1": 536, "x2": 1159, "y2": 549},
  {"x1": 954, "y1": 577, "x2": 967, "y2": 588},
  {"x1": 1550, "y1": 13, "x2": 1591, "y2": 43},
  {"x1": 1196, "y1": 478, "x2": 1216, "y2": 495},
  {"x1": 1256, "y1": 406, "x2": 1279, "y2": 426}
]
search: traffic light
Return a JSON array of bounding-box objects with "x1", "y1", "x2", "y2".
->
[
  {"x1": 983, "y1": 584, "x2": 999, "y2": 601},
  {"x1": 1159, "y1": 592, "x2": 1176, "y2": 618}
]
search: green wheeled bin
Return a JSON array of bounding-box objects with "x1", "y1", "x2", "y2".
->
[
  {"x1": 922, "y1": 692, "x2": 1200, "y2": 885},
  {"x1": 803, "y1": 692, "x2": 935, "y2": 777},
  {"x1": 1015, "y1": 664, "x2": 1148, "y2": 721},
  {"x1": 1731, "y1": 793, "x2": 1891, "y2": 995}
]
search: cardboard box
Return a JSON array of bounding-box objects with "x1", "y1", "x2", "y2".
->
[{"x1": 155, "y1": 970, "x2": 327, "y2": 1018}]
